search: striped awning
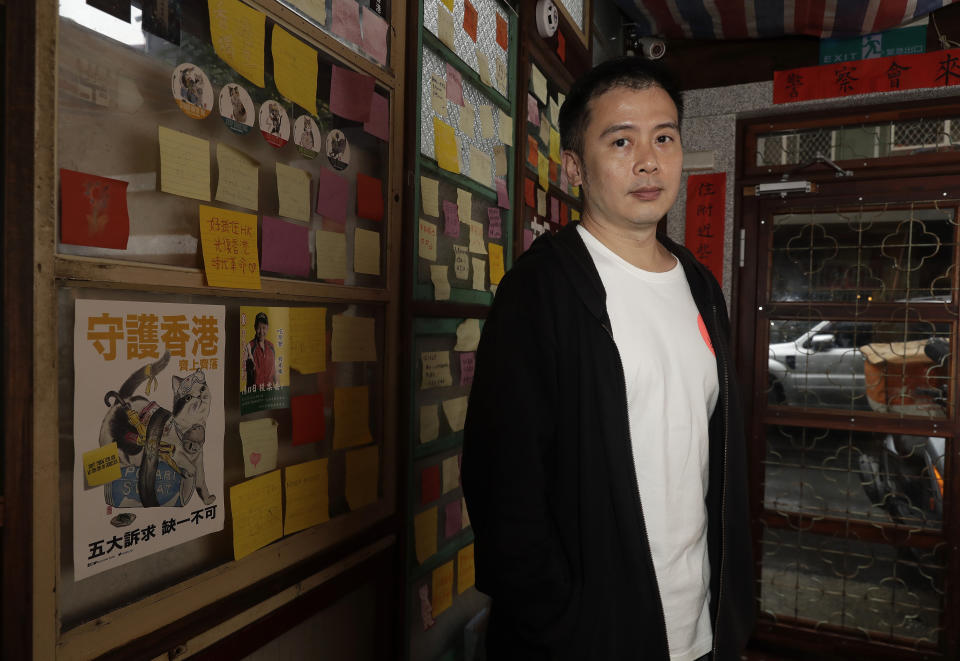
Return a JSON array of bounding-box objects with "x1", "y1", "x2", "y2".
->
[{"x1": 616, "y1": 0, "x2": 958, "y2": 39}]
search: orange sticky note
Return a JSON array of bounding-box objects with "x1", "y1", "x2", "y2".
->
[
  {"x1": 524, "y1": 178, "x2": 535, "y2": 208},
  {"x1": 557, "y1": 30, "x2": 566, "y2": 62},
  {"x1": 199, "y1": 204, "x2": 261, "y2": 289},
  {"x1": 356, "y1": 173, "x2": 384, "y2": 221},
  {"x1": 527, "y1": 135, "x2": 538, "y2": 168},
  {"x1": 496, "y1": 13, "x2": 508, "y2": 50},
  {"x1": 463, "y1": 0, "x2": 478, "y2": 41}
]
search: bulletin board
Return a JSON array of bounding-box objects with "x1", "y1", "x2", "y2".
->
[{"x1": 31, "y1": 0, "x2": 406, "y2": 658}]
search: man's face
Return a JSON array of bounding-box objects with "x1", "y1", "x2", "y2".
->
[
  {"x1": 563, "y1": 85, "x2": 682, "y2": 231},
  {"x1": 255, "y1": 321, "x2": 268, "y2": 343}
]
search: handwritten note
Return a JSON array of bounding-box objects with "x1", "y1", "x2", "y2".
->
[
  {"x1": 471, "y1": 257, "x2": 486, "y2": 291},
  {"x1": 215, "y1": 143, "x2": 258, "y2": 210},
  {"x1": 459, "y1": 351, "x2": 475, "y2": 386},
  {"x1": 289, "y1": 307, "x2": 326, "y2": 373},
  {"x1": 430, "y1": 74, "x2": 447, "y2": 116},
  {"x1": 420, "y1": 403, "x2": 440, "y2": 443},
  {"x1": 353, "y1": 228, "x2": 381, "y2": 275},
  {"x1": 239, "y1": 418, "x2": 279, "y2": 478},
  {"x1": 230, "y1": 469, "x2": 282, "y2": 560},
  {"x1": 316, "y1": 230, "x2": 347, "y2": 280},
  {"x1": 457, "y1": 544, "x2": 475, "y2": 593},
  {"x1": 454, "y1": 245, "x2": 469, "y2": 280},
  {"x1": 531, "y1": 63, "x2": 548, "y2": 103},
  {"x1": 458, "y1": 102, "x2": 475, "y2": 136},
  {"x1": 421, "y1": 176, "x2": 440, "y2": 217},
  {"x1": 466, "y1": 219, "x2": 486, "y2": 254},
  {"x1": 456, "y1": 188, "x2": 472, "y2": 224},
  {"x1": 208, "y1": 0, "x2": 265, "y2": 87},
  {"x1": 442, "y1": 199, "x2": 460, "y2": 238},
  {"x1": 331, "y1": 0, "x2": 362, "y2": 45},
  {"x1": 262, "y1": 215, "x2": 310, "y2": 277},
  {"x1": 333, "y1": 385, "x2": 372, "y2": 449},
  {"x1": 442, "y1": 398, "x2": 468, "y2": 434},
  {"x1": 488, "y1": 242, "x2": 505, "y2": 285},
  {"x1": 498, "y1": 108, "x2": 514, "y2": 146},
  {"x1": 272, "y1": 25, "x2": 318, "y2": 114},
  {"x1": 82, "y1": 443, "x2": 122, "y2": 488},
  {"x1": 276, "y1": 162, "x2": 311, "y2": 222},
  {"x1": 432, "y1": 561, "x2": 454, "y2": 616},
  {"x1": 437, "y1": 4, "x2": 455, "y2": 50},
  {"x1": 283, "y1": 458, "x2": 329, "y2": 534},
  {"x1": 422, "y1": 351, "x2": 453, "y2": 389},
  {"x1": 419, "y1": 218, "x2": 438, "y2": 261},
  {"x1": 360, "y1": 6, "x2": 389, "y2": 66},
  {"x1": 159, "y1": 126, "x2": 210, "y2": 201},
  {"x1": 469, "y1": 148, "x2": 492, "y2": 188},
  {"x1": 331, "y1": 314, "x2": 377, "y2": 362},
  {"x1": 199, "y1": 204, "x2": 261, "y2": 289},
  {"x1": 329, "y1": 64, "x2": 374, "y2": 122},
  {"x1": 494, "y1": 57, "x2": 507, "y2": 94},
  {"x1": 454, "y1": 318, "x2": 481, "y2": 351},
  {"x1": 433, "y1": 117, "x2": 460, "y2": 173},
  {"x1": 487, "y1": 207, "x2": 502, "y2": 239},
  {"x1": 446, "y1": 62, "x2": 464, "y2": 105},
  {"x1": 415, "y1": 506, "x2": 438, "y2": 563},
  {"x1": 495, "y1": 178, "x2": 510, "y2": 209},
  {"x1": 345, "y1": 445, "x2": 379, "y2": 510}
]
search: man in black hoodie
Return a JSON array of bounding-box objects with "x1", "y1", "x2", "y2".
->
[{"x1": 461, "y1": 57, "x2": 755, "y2": 661}]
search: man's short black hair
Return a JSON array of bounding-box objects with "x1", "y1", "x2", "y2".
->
[
  {"x1": 559, "y1": 56, "x2": 683, "y2": 158},
  {"x1": 255, "y1": 311, "x2": 269, "y2": 328}
]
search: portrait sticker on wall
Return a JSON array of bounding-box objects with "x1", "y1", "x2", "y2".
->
[
  {"x1": 171, "y1": 63, "x2": 213, "y2": 120},
  {"x1": 325, "y1": 129, "x2": 351, "y2": 171},
  {"x1": 218, "y1": 83, "x2": 255, "y2": 135},
  {"x1": 239, "y1": 306, "x2": 291, "y2": 415},
  {"x1": 259, "y1": 100, "x2": 290, "y2": 149},
  {"x1": 293, "y1": 114, "x2": 321, "y2": 159}
]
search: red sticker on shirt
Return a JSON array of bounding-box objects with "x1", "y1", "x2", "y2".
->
[{"x1": 698, "y1": 314, "x2": 715, "y2": 356}]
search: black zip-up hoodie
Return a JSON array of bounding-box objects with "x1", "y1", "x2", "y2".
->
[{"x1": 462, "y1": 222, "x2": 755, "y2": 660}]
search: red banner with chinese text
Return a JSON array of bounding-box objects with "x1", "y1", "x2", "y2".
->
[
  {"x1": 774, "y1": 48, "x2": 960, "y2": 103},
  {"x1": 685, "y1": 173, "x2": 726, "y2": 284}
]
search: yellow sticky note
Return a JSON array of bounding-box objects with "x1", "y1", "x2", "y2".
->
[
  {"x1": 419, "y1": 218, "x2": 438, "y2": 261},
  {"x1": 430, "y1": 74, "x2": 447, "y2": 116},
  {"x1": 421, "y1": 176, "x2": 440, "y2": 216},
  {"x1": 476, "y1": 48, "x2": 491, "y2": 86},
  {"x1": 439, "y1": 0, "x2": 454, "y2": 11},
  {"x1": 276, "y1": 162, "x2": 311, "y2": 222},
  {"x1": 208, "y1": 0, "x2": 265, "y2": 87},
  {"x1": 82, "y1": 442, "x2": 122, "y2": 488},
  {"x1": 457, "y1": 188, "x2": 472, "y2": 224},
  {"x1": 437, "y1": 5, "x2": 455, "y2": 50},
  {"x1": 477, "y1": 105, "x2": 495, "y2": 139},
  {"x1": 530, "y1": 63, "x2": 547, "y2": 103},
  {"x1": 199, "y1": 204, "x2": 261, "y2": 289},
  {"x1": 571, "y1": 184, "x2": 580, "y2": 198},
  {"x1": 415, "y1": 506, "x2": 438, "y2": 564},
  {"x1": 431, "y1": 264, "x2": 451, "y2": 300},
  {"x1": 289, "y1": 307, "x2": 326, "y2": 373},
  {"x1": 421, "y1": 351, "x2": 453, "y2": 389},
  {"x1": 432, "y1": 560, "x2": 454, "y2": 617},
  {"x1": 331, "y1": 314, "x2": 377, "y2": 362},
  {"x1": 215, "y1": 143, "x2": 259, "y2": 210},
  {"x1": 454, "y1": 318, "x2": 481, "y2": 351},
  {"x1": 420, "y1": 403, "x2": 440, "y2": 443},
  {"x1": 239, "y1": 418, "x2": 279, "y2": 478},
  {"x1": 316, "y1": 230, "x2": 347, "y2": 280},
  {"x1": 230, "y1": 470, "x2": 283, "y2": 560},
  {"x1": 469, "y1": 148, "x2": 492, "y2": 188},
  {"x1": 283, "y1": 458, "x2": 329, "y2": 535},
  {"x1": 272, "y1": 25, "x2": 318, "y2": 114},
  {"x1": 442, "y1": 397, "x2": 468, "y2": 434},
  {"x1": 459, "y1": 102, "x2": 476, "y2": 136},
  {"x1": 345, "y1": 445, "x2": 379, "y2": 510},
  {"x1": 289, "y1": 0, "x2": 326, "y2": 25},
  {"x1": 333, "y1": 385, "x2": 372, "y2": 449},
  {"x1": 549, "y1": 127, "x2": 561, "y2": 163},
  {"x1": 159, "y1": 126, "x2": 210, "y2": 201},
  {"x1": 538, "y1": 150, "x2": 549, "y2": 190},
  {"x1": 571, "y1": 208, "x2": 580, "y2": 221},
  {"x1": 457, "y1": 544, "x2": 475, "y2": 594},
  {"x1": 488, "y1": 242, "x2": 505, "y2": 285},
  {"x1": 354, "y1": 228, "x2": 381, "y2": 275},
  {"x1": 434, "y1": 117, "x2": 460, "y2": 173},
  {"x1": 498, "y1": 108, "x2": 514, "y2": 146}
]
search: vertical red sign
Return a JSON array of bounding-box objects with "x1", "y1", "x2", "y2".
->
[{"x1": 685, "y1": 173, "x2": 726, "y2": 284}]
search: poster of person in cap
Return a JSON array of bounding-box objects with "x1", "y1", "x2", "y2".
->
[{"x1": 239, "y1": 307, "x2": 290, "y2": 415}]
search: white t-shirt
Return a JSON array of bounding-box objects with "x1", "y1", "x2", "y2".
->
[{"x1": 578, "y1": 225, "x2": 719, "y2": 661}]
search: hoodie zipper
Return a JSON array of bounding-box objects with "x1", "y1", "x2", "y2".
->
[
  {"x1": 711, "y1": 304, "x2": 730, "y2": 659},
  {"x1": 602, "y1": 321, "x2": 671, "y2": 659}
]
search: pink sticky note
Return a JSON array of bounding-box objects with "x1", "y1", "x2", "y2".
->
[
  {"x1": 361, "y1": 6, "x2": 389, "y2": 66},
  {"x1": 261, "y1": 216, "x2": 310, "y2": 277},
  {"x1": 486, "y1": 207, "x2": 502, "y2": 239},
  {"x1": 316, "y1": 167, "x2": 349, "y2": 224},
  {"x1": 444, "y1": 500, "x2": 462, "y2": 538},
  {"x1": 363, "y1": 93, "x2": 389, "y2": 142},
  {"x1": 495, "y1": 177, "x2": 510, "y2": 209},
  {"x1": 442, "y1": 200, "x2": 460, "y2": 238},
  {"x1": 445, "y1": 63, "x2": 464, "y2": 106},
  {"x1": 527, "y1": 94, "x2": 540, "y2": 126},
  {"x1": 330, "y1": 64, "x2": 375, "y2": 122},
  {"x1": 331, "y1": 0, "x2": 362, "y2": 45},
  {"x1": 459, "y1": 352, "x2": 475, "y2": 386},
  {"x1": 551, "y1": 197, "x2": 559, "y2": 224},
  {"x1": 523, "y1": 229, "x2": 534, "y2": 251}
]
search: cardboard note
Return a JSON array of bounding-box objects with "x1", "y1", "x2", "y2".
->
[
  {"x1": 262, "y1": 216, "x2": 310, "y2": 277},
  {"x1": 477, "y1": 105, "x2": 494, "y2": 139},
  {"x1": 345, "y1": 445, "x2": 379, "y2": 510},
  {"x1": 454, "y1": 318, "x2": 481, "y2": 351},
  {"x1": 494, "y1": 57, "x2": 507, "y2": 94},
  {"x1": 333, "y1": 385, "x2": 372, "y2": 449},
  {"x1": 356, "y1": 173, "x2": 385, "y2": 222},
  {"x1": 420, "y1": 403, "x2": 440, "y2": 443},
  {"x1": 437, "y1": 4, "x2": 455, "y2": 50},
  {"x1": 361, "y1": 7, "x2": 389, "y2": 65},
  {"x1": 458, "y1": 102, "x2": 476, "y2": 136},
  {"x1": 493, "y1": 145, "x2": 507, "y2": 177},
  {"x1": 283, "y1": 458, "x2": 329, "y2": 534},
  {"x1": 276, "y1": 162, "x2": 311, "y2": 222},
  {"x1": 272, "y1": 25, "x2": 318, "y2": 114},
  {"x1": 291, "y1": 393, "x2": 325, "y2": 445},
  {"x1": 414, "y1": 506, "x2": 438, "y2": 564},
  {"x1": 469, "y1": 148, "x2": 492, "y2": 188},
  {"x1": 330, "y1": 64, "x2": 375, "y2": 122},
  {"x1": 230, "y1": 469, "x2": 282, "y2": 560},
  {"x1": 531, "y1": 64, "x2": 547, "y2": 103},
  {"x1": 353, "y1": 228, "x2": 381, "y2": 275},
  {"x1": 331, "y1": 0, "x2": 362, "y2": 44},
  {"x1": 289, "y1": 307, "x2": 326, "y2": 373},
  {"x1": 471, "y1": 257, "x2": 485, "y2": 291},
  {"x1": 431, "y1": 264, "x2": 451, "y2": 300},
  {"x1": 446, "y1": 63, "x2": 464, "y2": 105},
  {"x1": 215, "y1": 143, "x2": 259, "y2": 210},
  {"x1": 421, "y1": 464, "x2": 441, "y2": 504},
  {"x1": 316, "y1": 230, "x2": 347, "y2": 280},
  {"x1": 444, "y1": 500, "x2": 461, "y2": 538},
  {"x1": 239, "y1": 418, "x2": 279, "y2": 478},
  {"x1": 419, "y1": 218, "x2": 438, "y2": 261},
  {"x1": 331, "y1": 314, "x2": 377, "y2": 362},
  {"x1": 550, "y1": 127, "x2": 561, "y2": 163},
  {"x1": 442, "y1": 398, "x2": 468, "y2": 434},
  {"x1": 430, "y1": 74, "x2": 447, "y2": 116},
  {"x1": 208, "y1": 0, "x2": 265, "y2": 87},
  {"x1": 159, "y1": 126, "x2": 210, "y2": 201},
  {"x1": 421, "y1": 176, "x2": 440, "y2": 217},
  {"x1": 495, "y1": 178, "x2": 510, "y2": 209},
  {"x1": 422, "y1": 351, "x2": 453, "y2": 389},
  {"x1": 463, "y1": 0, "x2": 478, "y2": 40},
  {"x1": 442, "y1": 200, "x2": 460, "y2": 238},
  {"x1": 476, "y1": 48, "x2": 491, "y2": 86},
  {"x1": 199, "y1": 205, "x2": 261, "y2": 289},
  {"x1": 487, "y1": 207, "x2": 502, "y2": 238},
  {"x1": 457, "y1": 544, "x2": 475, "y2": 593},
  {"x1": 456, "y1": 188, "x2": 472, "y2": 224},
  {"x1": 433, "y1": 117, "x2": 460, "y2": 173},
  {"x1": 459, "y1": 351, "x2": 475, "y2": 386},
  {"x1": 59, "y1": 169, "x2": 129, "y2": 249},
  {"x1": 466, "y1": 219, "x2": 486, "y2": 254},
  {"x1": 498, "y1": 108, "x2": 514, "y2": 145},
  {"x1": 289, "y1": 0, "x2": 326, "y2": 25},
  {"x1": 538, "y1": 151, "x2": 549, "y2": 190},
  {"x1": 316, "y1": 168, "x2": 349, "y2": 224},
  {"x1": 488, "y1": 243, "x2": 505, "y2": 285},
  {"x1": 432, "y1": 561, "x2": 454, "y2": 617},
  {"x1": 453, "y1": 245, "x2": 469, "y2": 280},
  {"x1": 82, "y1": 442, "x2": 122, "y2": 488}
]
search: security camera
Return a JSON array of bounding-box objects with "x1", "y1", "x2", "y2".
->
[{"x1": 639, "y1": 37, "x2": 666, "y2": 60}]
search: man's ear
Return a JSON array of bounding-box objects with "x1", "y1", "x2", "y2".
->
[{"x1": 562, "y1": 150, "x2": 583, "y2": 187}]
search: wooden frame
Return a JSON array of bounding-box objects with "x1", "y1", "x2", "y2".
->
[
  {"x1": 554, "y1": 0, "x2": 591, "y2": 49},
  {"x1": 19, "y1": 0, "x2": 408, "y2": 658}
]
